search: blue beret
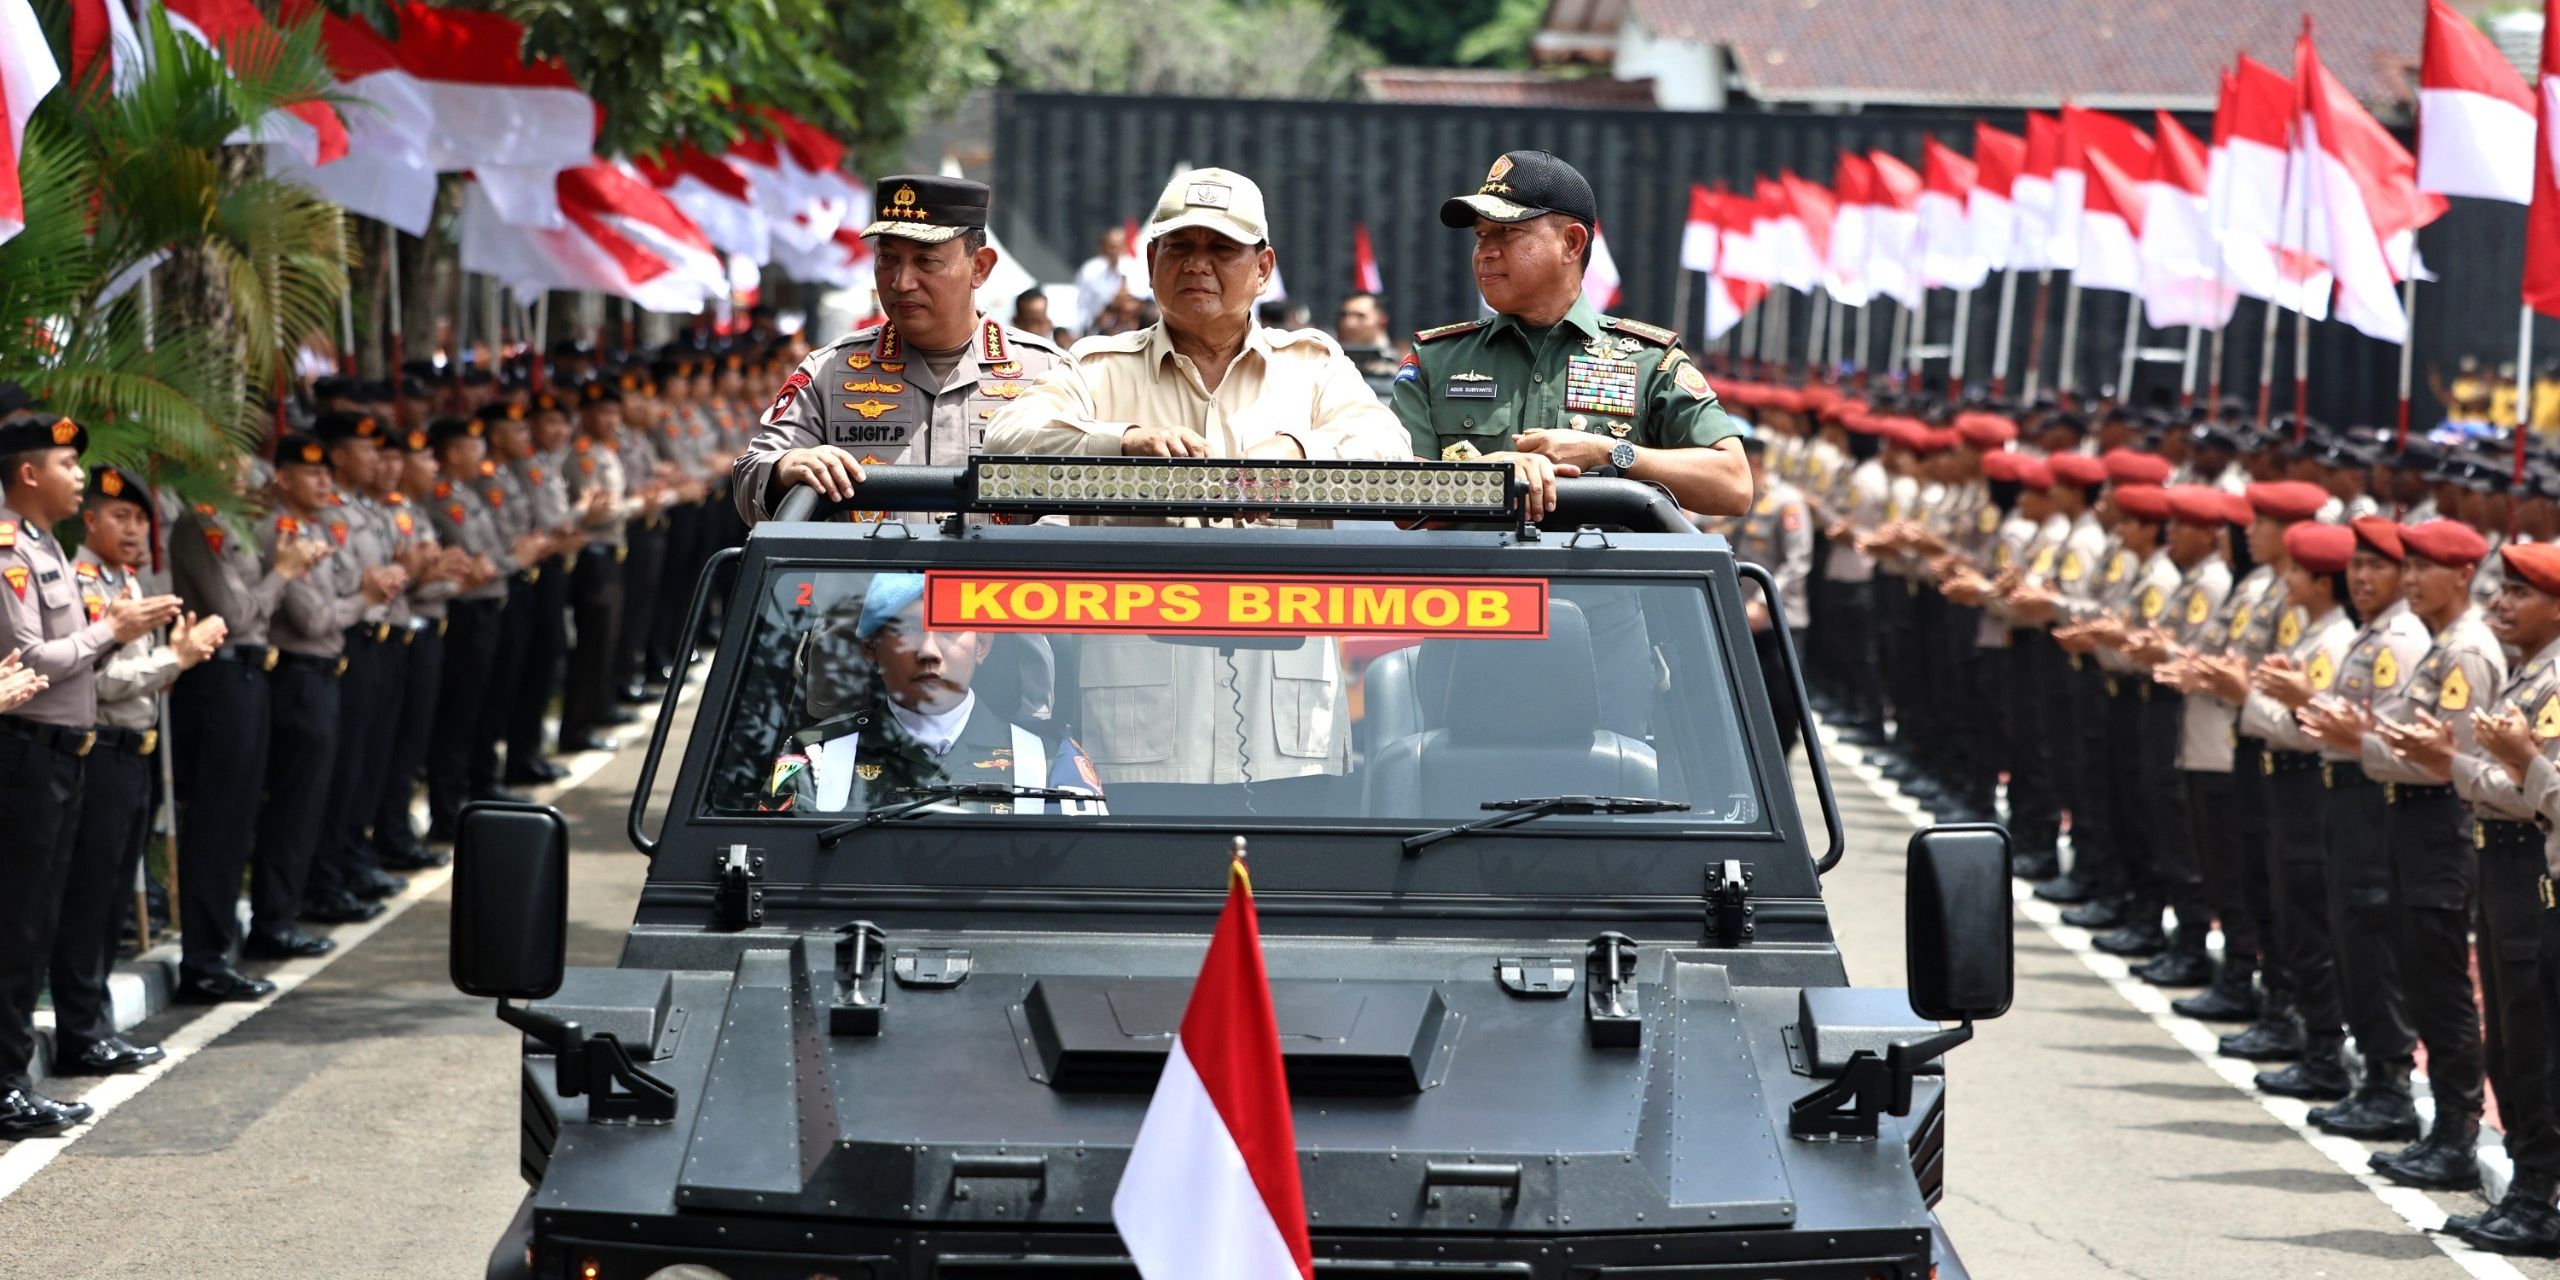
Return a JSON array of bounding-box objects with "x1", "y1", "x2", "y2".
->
[{"x1": 856, "y1": 572, "x2": 927, "y2": 639}]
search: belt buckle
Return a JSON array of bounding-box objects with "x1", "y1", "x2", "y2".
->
[
  {"x1": 2321, "y1": 762, "x2": 2334, "y2": 788},
  {"x1": 334, "y1": 656, "x2": 349, "y2": 678},
  {"x1": 139, "y1": 728, "x2": 157, "y2": 756},
  {"x1": 2543, "y1": 877, "x2": 2556, "y2": 911},
  {"x1": 75, "y1": 730, "x2": 95, "y2": 758},
  {"x1": 2263, "y1": 752, "x2": 2274, "y2": 777},
  {"x1": 261, "y1": 647, "x2": 278, "y2": 672},
  {"x1": 2105, "y1": 676, "x2": 2119, "y2": 697},
  {"x1": 614, "y1": 546, "x2": 630, "y2": 563},
  {"x1": 528, "y1": 567, "x2": 542, "y2": 584},
  {"x1": 375, "y1": 622, "x2": 391, "y2": 643},
  {"x1": 401, "y1": 627, "x2": 416, "y2": 646},
  {"x1": 2478, "y1": 822, "x2": 2490, "y2": 850},
  {"x1": 437, "y1": 618, "x2": 449, "y2": 637},
  {"x1": 2385, "y1": 782, "x2": 2397, "y2": 804}
]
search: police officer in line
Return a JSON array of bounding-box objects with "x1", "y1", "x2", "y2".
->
[
  {"x1": 0, "y1": 401, "x2": 182, "y2": 1138},
  {"x1": 471, "y1": 400, "x2": 546, "y2": 798},
  {"x1": 504, "y1": 392, "x2": 584, "y2": 777},
  {"x1": 370, "y1": 428, "x2": 464, "y2": 870},
  {"x1": 561, "y1": 385, "x2": 638, "y2": 750},
  {"x1": 421, "y1": 416, "x2": 514, "y2": 837},
  {"x1": 1392, "y1": 149, "x2": 1749, "y2": 523},
  {"x1": 307, "y1": 411, "x2": 411, "y2": 915},
  {"x1": 1707, "y1": 433, "x2": 1812, "y2": 757},
  {"x1": 739, "y1": 174, "x2": 1065, "y2": 524},
  {"x1": 50, "y1": 465, "x2": 224, "y2": 1078}
]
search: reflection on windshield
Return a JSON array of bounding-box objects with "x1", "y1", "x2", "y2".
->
[{"x1": 704, "y1": 567, "x2": 1763, "y2": 830}]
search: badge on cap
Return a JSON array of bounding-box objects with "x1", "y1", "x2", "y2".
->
[
  {"x1": 99, "y1": 470, "x2": 123, "y2": 497},
  {"x1": 50, "y1": 419, "x2": 76, "y2": 445},
  {"x1": 1185, "y1": 183, "x2": 1231, "y2": 209}
]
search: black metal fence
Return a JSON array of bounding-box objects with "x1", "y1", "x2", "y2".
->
[{"x1": 994, "y1": 90, "x2": 2549, "y2": 427}]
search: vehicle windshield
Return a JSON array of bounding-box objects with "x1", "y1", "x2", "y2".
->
[{"x1": 700, "y1": 565, "x2": 1764, "y2": 831}]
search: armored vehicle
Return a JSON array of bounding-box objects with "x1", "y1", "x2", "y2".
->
[{"x1": 452, "y1": 456, "x2": 2014, "y2": 1280}]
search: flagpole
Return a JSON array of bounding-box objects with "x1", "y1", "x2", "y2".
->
[
  {"x1": 1828, "y1": 295, "x2": 1845, "y2": 383},
  {"x1": 2293, "y1": 305, "x2": 2311, "y2": 425},
  {"x1": 1888, "y1": 303, "x2": 1910, "y2": 386},
  {"x1": 337, "y1": 286, "x2": 356, "y2": 375},
  {"x1": 1672, "y1": 269, "x2": 1695, "y2": 358},
  {"x1": 2023, "y1": 269, "x2": 2053, "y2": 402},
  {"x1": 1951, "y1": 284, "x2": 1974, "y2": 390},
  {"x1": 386, "y1": 243, "x2": 405, "y2": 423},
  {"x1": 2056, "y1": 278, "x2": 2084, "y2": 396},
  {"x1": 2255, "y1": 295, "x2": 2282, "y2": 428},
  {"x1": 1854, "y1": 301, "x2": 1873, "y2": 391},
  {"x1": 1770, "y1": 286, "x2": 1792, "y2": 381},
  {"x1": 2520, "y1": 304, "x2": 2537, "y2": 485},
  {"x1": 1990, "y1": 267, "x2": 2019, "y2": 399},
  {"x1": 1804, "y1": 287, "x2": 1828, "y2": 382},
  {"x1": 2181, "y1": 325, "x2": 2202, "y2": 411},
  {"x1": 1741, "y1": 287, "x2": 1764, "y2": 379},
  {"x1": 1710, "y1": 272, "x2": 1732, "y2": 371},
  {"x1": 2395, "y1": 274, "x2": 2418, "y2": 447},
  {"x1": 2117, "y1": 299, "x2": 2141, "y2": 401}
]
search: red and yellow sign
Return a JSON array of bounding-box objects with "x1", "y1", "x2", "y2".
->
[{"x1": 923, "y1": 572, "x2": 1548, "y2": 639}]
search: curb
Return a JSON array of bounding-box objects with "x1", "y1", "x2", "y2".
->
[{"x1": 31, "y1": 942, "x2": 185, "y2": 1081}]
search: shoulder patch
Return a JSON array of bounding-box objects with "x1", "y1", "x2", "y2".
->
[
  {"x1": 1604, "y1": 317, "x2": 1680, "y2": 346},
  {"x1": 1414, "y1": 320, "x2": 1486, "y2": 344},
  {"x1": 1070, "y1": 326, "x2": 1156, "y2": 358}
]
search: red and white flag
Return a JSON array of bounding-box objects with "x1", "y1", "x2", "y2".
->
[
  {"x1": 1866, "y1": 150, "x2": 1925, "y2": 308},
  {"x1": 1718, "y1": 183, "x2": 1774, "y2": 287},
  {"x1": 270, "y1": 1, "x2": 437, "y2": 234},
  {"x1": 2212, "y1": 55, "x2": 2328, "y2": 318},
  {"x1": 731, "y1": 107, "x2": 862, "y2": 256},
  {"x1": 1679, "y1": 183, "x2": 1719, "y2": 274},
  {"x1": 164, "y1": 0, "x2": 348, "y2": 167},
  {"x1": 387, "y1": 1, "x2": 591, "y2": 226},
  {"x1": 2076, "y1": 147, "x2": 2150, "y2": 294},
  {"x1": 1968, "y1": 122, "x2": 2028, "y2": 274},
  {"x1": 2418, "y1": 0, "x2": 2537, "y2": 205},
  {"x1": 2290, "y1": 27, "x2": 2447, "y2": 342},
  {"x1": 2060, "y1": 106, "x2": 2154, "y2": 284},
  {"x1": 1582, "y1": 224, "x2": 1622, "y2": 310},
  {"x1": 631, "y1": 145, "x2": 771, "y2": 264},
  {"x1": 1781, "y1": 170, "x2": 1837, "y2": 293},
  {"x1": 1352, "y1": 221, "x2": 1384, "y2": 294},
  {"x1": 2140, "y1": 110, "x2": 2234, "y2": 328},
  {"x1": 1760, "y1": 176, "x2": 1821, "y2": 292},
  {"x1": 1114, "y1": 858, "x2": 1313, "y2": 1280},
  {"x1": 66, "y1": 0, "x2": 141, "y2": 94},
  {"x1": 1919, "y1": 137, "x2": 1984, "y2": 290},
  {"x1": 2524, "y1": 0, "x2": 2560, "y2": 317},
  {"x1": 462, "y1": 163, "x2": 724, "y2": 314},
  {"x1": 1827, "y1": 152, "x2": 1878, "y2": 305},
  {"x1": 0, "y1": 0, "x2": 59, "y2": 246},
  {"x1": 2010, "y1": 111, "x2": 2063, "y2": 271},
  {"x1": 1704, "y1": 275, "x2": 1768, "y2": 342}
]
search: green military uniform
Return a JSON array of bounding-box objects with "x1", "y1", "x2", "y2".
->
[{"x1": 1389, "y1": 294, "x2": 1740, "y2": 465}]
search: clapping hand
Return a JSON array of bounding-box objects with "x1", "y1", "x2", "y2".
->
[{"x1": 0, "y1": 649, "x2": 45, "y2": 711}]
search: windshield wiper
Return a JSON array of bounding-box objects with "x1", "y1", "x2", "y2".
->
[
  {"x1": 815, "y1": 784, "x2": 1088, "y2": 848},
  {"x1": 1401, "y1": 794, "x2": 1690, "y2": 856}
]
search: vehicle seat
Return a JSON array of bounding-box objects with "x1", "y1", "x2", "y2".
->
[
  {"x1": 1365, "y1": 601, "x2": 1656, "y2": 816},
  {"x1": 1361, "y1": 642, "x2": 1461, "y2": 754}
]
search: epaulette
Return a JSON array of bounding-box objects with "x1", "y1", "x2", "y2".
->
[
  {"x1": 1068, "y1": 327, "x2": 1156, "y2": 357},
  {"x1": 0, "y1": 520, "x2": 15, "y2": 549},
  {"x1": 1263, "y1": 326, "x2": 1344, "y2": 355},
  {"x1": 1414, "y1": 319, "x2": 1486, "y2": 345},
  {"x1": 432, "y1": 482, "x2": 453, "y2": 500},
  {"x1": 1602, "y1": 317, "x2": 1680, "y2": 346}
]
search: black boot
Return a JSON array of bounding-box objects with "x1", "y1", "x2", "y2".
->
[
  {"x1": 2375, "y1": 1117, "x2": 2482, "y2": 1191},
  {"x1": 2034, "y1": 871, "x2": 2101, "y2": 905},
  {"x1": 2171, "y1": 962, "x2": 2259, "y2": 1020},
  {"x1": 2462, "y1": 1172, "x2": 2560, "y2": 1257},
  {"x1": 2134, "y1": 947, "x2": 2214, "y2": 987},
  {"x1": 2255, "y1": 1043, "x2": 2352, "y2": 1100},
  {"x1": 2092, "y1": 912, "x2": 2170, "y2": 957},
  {"x1": 2010, "y1": 848, "x2": 2061, "y2": 881},
  {"x1": 2310, "y1": 1072, "x2": 2420, "y2": 1141},
  {"x1": 2061, "y1": 894, "x2": 2131, "y2": 930}
]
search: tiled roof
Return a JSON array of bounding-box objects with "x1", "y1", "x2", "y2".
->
[
  {"x1": 1358, "y1": 67, "x2": 1662, "y2": 108},
  {"x1": 1626, "y1": 0, "x2": 2425, "y2": 111}
]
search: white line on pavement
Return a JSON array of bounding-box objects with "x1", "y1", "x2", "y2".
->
[{"x1": 1813, "y1": 723, "x2": 2532, "y2": 1280}]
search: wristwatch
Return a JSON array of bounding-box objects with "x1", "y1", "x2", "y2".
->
[{"x1": 1599, "y1": 440, "x2": 1636, "y2": 474}]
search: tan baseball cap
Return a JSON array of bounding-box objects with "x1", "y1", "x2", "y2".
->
[{"x1": 1147, "y1": 167, "x2": 1268, "y2": 246}]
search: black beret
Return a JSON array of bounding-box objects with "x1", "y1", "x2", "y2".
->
[
  {"x1": 84, "y1": 464, "x2": 150, "y2": 506},
  {"x1": 312, "y1": 410, "x2": 384, "y2": 445},
  {"x1": 425, "y1": 417, "x2": 485, "y2": 450},
  {"x1": 275, "y1": 432, "x2": 330, "y2": 468},
  {"x1": 0, "y1": 409, "x2": 86, "y2": 456}
]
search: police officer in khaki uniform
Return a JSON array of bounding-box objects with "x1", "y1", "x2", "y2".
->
[
  {"x1": 737, "y1": 175, "x2": 1064, "y2": 523},
  {"x1": 0, "y1": 401, "x2": 180, "y2": 1137},
  {"x1": 1718, "y1": 433, "x2": 1812, "y2": 756},
  {"x1": 506, "y1": 392, "x2": 584, "y2": 774},
  {"x1": 371, "y1": 428, "x2": 464, "y2": 869},
  {"x1": 423, "y1": 416, "x2": 521, "y2": 833},
  {"x1": 309, "y1": 411, "x2": 410, "y2": 914},
  {"x1": 563, "y1": 388, "x2": 639, "y2": 748}
]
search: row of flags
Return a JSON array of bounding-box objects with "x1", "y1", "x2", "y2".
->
[
  {"x1": 1671, "y1": 0, "x2": 2553, "y2": 370},
  {"x1": 0, "y1": 0, "x2": 880, "y2": 317}
]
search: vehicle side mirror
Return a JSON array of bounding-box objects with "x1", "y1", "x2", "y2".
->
[
  {"x1": 450, "y1": 801, "x2": 570, "y2": 1001},
  {"x1": 1904, "y1": 823, "x2": 2014, "y2": 1023}
]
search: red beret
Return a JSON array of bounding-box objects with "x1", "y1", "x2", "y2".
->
[
  {"x1": 2102, "y1": 448, "x2": 2173, "y2": 485},
  {"x1": 2220, "y1": 491, "x2": 2254, "y2": 526},
  {"x1": 2502, "y1": 542, "x2": 2560, "y2": 596},
  {"x1": 2165, "y1": 485, "x2": 2226, "y2": 526},
  {"x1": 2050, "y1": 453, "x2": 2108, "y2": 487},
  {"x1": 2285, "y1": 521, "x2": 2356, "y2": 574},
  {"x1": 1800, "y1": 385, "x2": 1842, "y2": 413},
  {"x1": 2349, "y1": 515, "x2": 2404, "y2": 561},
  {"x1": 1840, "y1": 409, "x2": 1881, "y2": 435},
  {"x1": 2401, "y1": 520, "x2": 2489, "y2": 567},
  {"x1": 1980, "y1": 450, "x2": 2021, "y2": 483},
  {"x1": 2014, "y1": 456, "x2": 2054, "y2": 490},
  {"x1": 2113, "y1": 484, "x2": 2171, "y2": 521},
  {"x1": 2244, "y1": 480, "x2": 2329, "y2": 524},
  {"x1": 1954, "y1": 412, "x2": 2019, "y2": 448}
]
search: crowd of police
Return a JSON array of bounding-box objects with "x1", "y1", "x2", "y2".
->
[
  {"x1": 0, "y1": 342, "x2": 793, "y2": 1139},
  {"x1": 1717, "y1": 376, "x2": 2560, "y2": 1255}
]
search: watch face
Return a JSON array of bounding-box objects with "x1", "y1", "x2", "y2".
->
[{"x1": 1610, "y1": 441, "x2": 1636, "y2": 470}]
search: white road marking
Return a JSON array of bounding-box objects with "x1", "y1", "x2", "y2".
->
[
  {"x1": 0, "y1": 678, "x2": 697, "y2": 1203},
  {"x1": 1813, "y1": 722, "x2": 2532, "y2": 1280}
]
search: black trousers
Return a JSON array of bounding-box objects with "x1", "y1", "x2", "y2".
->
[
  {"x1": 2229, "y1": 738, "x2": 2283, "y2": 996},
  {"x1": 2173, "y1": 769, "x2": 2234, "y2": 949},
  {"x1": 1878, "y1": 575, "x2": 1920, "y2": 744},
  {"x1": 2482, "y1": 836, "x2": 2560, "y2": 1175},
  {"x1": 428, "y1": 598, "x2": 502, "y2": 821},
  {"x1": 477, "y1": 576, "x2": 536, "y2": 787},
  {"x1": 2004, "y1": 636, "x2": 2063, "y2": 855},
  {"x1": 506, "y1": 557, "x2": 570, "y2": 764},
  {"x1": 312, "y1": 631, "x2": 397, "y2": 901},
  {"x1": 0, "y1": 726, "x2": 86, "y2": 1089},
  {"x1": 2127, "y1": 686, "x2": 2185, "y2": 912},
  {"x1": 617, "y1": 520, "x2": 670, "y2": 690},
  {"x1": 2321, "y1": 772, "x2": 2413, "y2": 1073},
  {"x1": 2266, "y1": 758, "x2": 2338, "y2": 1044},
  {"x1": 251, "y1": 659, "x2": 340, "y2": 935},
  {"x1": 173, "y1": 657, "x2": 270, "y2": 978},
  {"x1": 648, "y1": 501, "x2": 705, "y2": 676},
  {"x1": 53, "y1": 741, "x2": 151, "y2": 1046},
  {"x1": 2390, "y1": 787, "x2": 2481, "y2": 1127},
  {"x1": 1752, "y1": 625, "x2": 1800, "y2": 759},
  {"x1": 372, "y1": 624, "x2": 445, "y2": 859},
  {"x1": 561, "y1": 546, "x2": 627, "y2": 741},
  {"x1": 1825, "y1": 577, "x2": 1886, "y2": 730}
]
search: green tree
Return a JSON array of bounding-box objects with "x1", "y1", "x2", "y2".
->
[
  {"x1": 985, "y1": 0, "x2": 1375, "y2": 98},
  {"x1": 1332, "y1": 1, "x2": 1501, "y2": 67}
]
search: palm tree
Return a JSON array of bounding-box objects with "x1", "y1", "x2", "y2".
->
[{"x1": 0, "y1": 3, "x2": 352, "y2": 506}]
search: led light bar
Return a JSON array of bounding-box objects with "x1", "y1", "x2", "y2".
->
[{"x1": 966, "y1": 456, "x2": 1517, "y2": 519}]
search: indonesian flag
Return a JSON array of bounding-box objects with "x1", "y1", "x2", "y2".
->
[
  {"x1": 2077, "y1": 146, "x2": 2150, "y2": 294},
  {"x1": 731, "y1": 107, "x2": 861, "y2": 256},
  {"x1": 2140, "y1": 111, "x2": 2235, "y2": 328},
  {"x1": 163, "y1": 0, "x2": 348, "y2": 167},
  {"x1": 1114, "y1": 858, "x2": 1313, "y2": 1280},
  {"x1": 1719, "y1": 183, "x2": 1774, "y2": 286},
  {"x1": 2524, "y1": 0, "x2": 2560, "y2": 317},
  {"x1": 1755, "y1": 176, "x2": 1817, "y2": 292},
  {"x1": 1781, "y1": 171, "x2": 1837, "y2": 293},
  {"x1": 461, "y1": 163, "x2": 725, "y2": 314},
  {"x1": 1680, "y1": 183, "x2": 1719, "y2": 274},
  {"x1": 1969, "y1": 123, "x2": 2027, "y2": 274},
  {"x1": 1582, "y1": 224, "x2": 1622, "y2": 310},
  {"x1": 1704, "y1": 275, "x2": 1766, "y2": 342},
  {"x1": 2290, "y1": 28, "x2": 2447, "y2": 342},
  {"x1": 1866, "y1": 150, "x2": 1924, "y2": 308},
  {"x1": 1828, "y1": 152, "x2": 1878, "y2": 305},
  {"x1": 269, "y1": 1, "x2": 437, "y2": 234},
  {"x1": 631, "y1": 145, "x2": 771, "y2": 264},
  {"x1": 1919, "y1": 137, "x2": 1984, "y2": 290},
  {"x1": 768, "y1": 222, "x2": 870, "y2": 291},
  {"x1": 388, "y1": 1, "x2": 591, "y2": 225},
  {"x1": 2214, "y1": 55, "x2": 2328, "y2": 317},
  {"x1": 0, "y1": 0, "x2": 58, "y2": 246},
  {"x1": 2011, "y1": 111, "x2": 2063, "y2": 271},
  {"x1": 1121, "y1": 214, "x2": 1152, "y2": 299},
  {"x1": 2060, "y1": 106, "x2": 2153, "y2": 283},
  {"x1": 67, "y1": 0, "x2": 142, "y2": 94},
  {"x1": 2419, "y1": 0, "x2": 2537, "y2": 205},
  {"x1": 1352, "y1": 221, "x2": 1384, "y2": 294}
]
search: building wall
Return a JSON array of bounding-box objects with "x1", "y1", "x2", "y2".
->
[{"x1": 1612, "y1": 18, "x2": 1722, "y2": 111}]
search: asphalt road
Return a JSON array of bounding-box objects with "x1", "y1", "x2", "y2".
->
[{"x1": 1, "y1": 706, "x2": 2555, "y2": 1279}]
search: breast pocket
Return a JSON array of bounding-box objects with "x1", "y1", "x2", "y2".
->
[
  {"x1": 1077, "y1": 637, "x2": 1177, "y2": 765},
  {"x1": 35, "y1": 572, "x2": 77, "y2": 631},
  {"x1": 1271, "y1": 639, "x2": 1340, "y2": 760}
]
